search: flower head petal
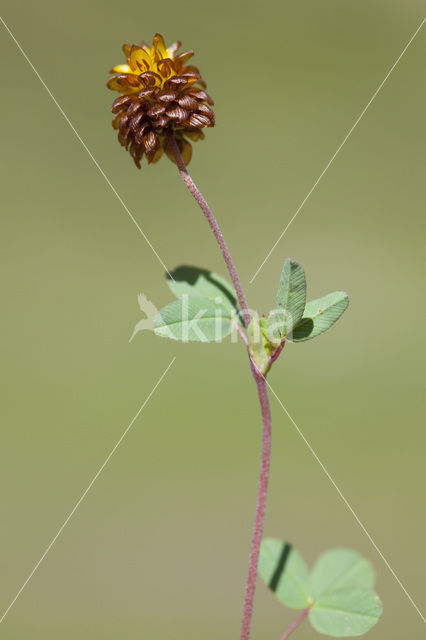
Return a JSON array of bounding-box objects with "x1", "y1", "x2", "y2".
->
[
  {"x1": 107, "y1": 33, "x2": 214, "y2": 168},
  {"x1": 151, "y1": 33, "x2": 167, "y2": 60},
  {"x1": 111, "y1": 63, "x2": 131, "y2": 73}
]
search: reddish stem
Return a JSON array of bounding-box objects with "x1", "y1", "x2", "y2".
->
[
  {"x1": 166, "y1": 133, "x2": 250, "y2": 326},
  {"x1": 279, "y1": 606, "x2": 311, "y2": 640},
  {"x1": 269, "y1": 339, "x2": 286, "y2": 368},
  {"x1": 168, "y1": 133, "x2": 273, "y2": 640},
  {"x1": 240, "y1": 372, "x2": 271, "y2": 640}
]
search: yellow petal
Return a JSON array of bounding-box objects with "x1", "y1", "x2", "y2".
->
[
  {"x1": 174, "y1": 50, "x2": 194, "y2": 66},
  {"x1": 107, "y1": 76, "x2": 129, "y2": 92},
  {"x1": 111, "y1": 63, "x2": 131, "y2": 73},
  {"x1": 156, "y1": 58, "x2": 173, "y2": 79},
  {"x1": 107, "y1": 74, "x2": 142, "y2": 93},
  {"x1": 167, "y1": 41, "x2": 181, "y2": 58},
  {"x1": 152, "y1": 33, "x2": 167, "y2": 59},
  {"x1": 129, "y1": 46, "x2": 153, "y2": 73}
]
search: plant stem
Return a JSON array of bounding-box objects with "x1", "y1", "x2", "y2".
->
[
  {"x1": 166, "y1": 133, "x2": 250, "y2": 326},
  {"x1": 279, "y1": 606, "x2": 311, "y2": 640},
  {"x1": 240, "y1": 371, "x2": 271, "y2": 640},
  {"x1": 168, "y1": 133, "x2": 273, "y2": 640}
]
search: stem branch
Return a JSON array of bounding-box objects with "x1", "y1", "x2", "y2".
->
[
  {"x1": 279, "y1": 606, "x2": 311, "y2": 640},
  {"x1": 168, "y1": 133, "x2": 272, "y2": 640}
]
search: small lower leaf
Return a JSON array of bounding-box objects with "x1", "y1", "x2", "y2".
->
[
  {"x1": 259, "y1": 539, "x2": 311, "y2": 609},
  {"x1": 309, "y1": 587, "x2": 383, "y2": 637},
  {"x1": 310, "y1": 549, "x2": 375, "y2": 599},
  {"x1": 259, "y1": 539, "x2": 383, "y2": 637}
]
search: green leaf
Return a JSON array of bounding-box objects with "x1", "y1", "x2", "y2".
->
[
  {"x1": 292, "y1": 291, "x2": 349, "y2": 342},
  {"x1": 258, "y1": 539, "x2": 311, "y2": 609},
  {"x1": 274, "y1": 259, "x2": 306, "y2": 338},
  {"x1": 310, "y1": 549, "x2": 375, "y2": 599},
  {"x1": 247, "y1": 317, "x2": 270, "y2": 375},
  {"x1": 153, "y1": 296, "x2": 234, "y2": 341},
  {"x1": 166, "y1": 266, "x2": 238, "y2": 313},
  {"x1": 259, "y1": 541, "x2": 383, "y2": 637},
  {"x1": 266, "y1": 309, "x2": 285, "y2": 346},
  {"x1": 309, "y1": 587, "x2": 383, "y2": 637}
]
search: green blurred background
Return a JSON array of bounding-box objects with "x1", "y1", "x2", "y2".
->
[{"x1": 1, "y1": 1, "x2": 425, "y2": 638}]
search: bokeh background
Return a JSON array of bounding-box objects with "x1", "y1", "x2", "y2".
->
[{"x1": 1, "y1": 1, "x2": 425, "y2": 638}]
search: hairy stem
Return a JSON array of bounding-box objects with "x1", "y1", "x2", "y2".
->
[
  {"x1": 279, "y1": 606, "x2": 311, "y2": 640},
  {"x1": 240, "y1": 372, "x2": 271, "y2": 640},
  {"x1": 168, "y1": 133, "x2": 272, "y2": 640},
  {"x1": 166, "y1": 133, "x2": 250, "y2": 326}
]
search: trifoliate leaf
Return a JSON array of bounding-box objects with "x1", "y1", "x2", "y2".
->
[
  {"x1": 154, "y1": 296, "x2": 234, "y2": 341},
  {"x1": 258, "y1": 540, "x2": 382, "y2": 637},
  {"x1": 166, "y1": 265, "x2": 238, "y2": 312},
  {"x1": 292, "y1": 291, "x2": 349, "y2": 342}
]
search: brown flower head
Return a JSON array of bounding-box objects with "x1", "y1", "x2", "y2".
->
[{"x1": 107, "y1": 34, "x2": 215, "y2": 168}]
